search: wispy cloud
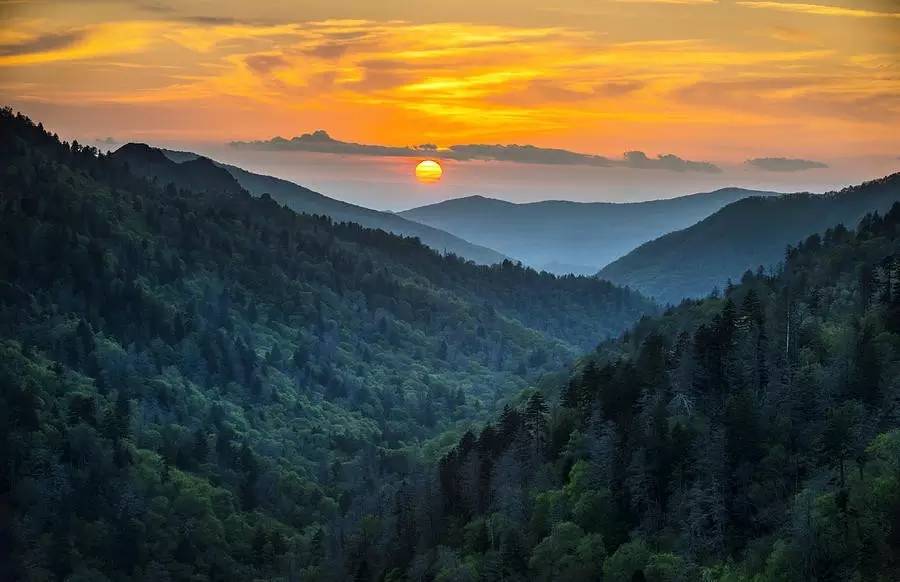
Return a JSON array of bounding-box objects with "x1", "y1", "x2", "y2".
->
[
  {"x1": 0, "y1": 22, "x2": 161, "y2": 66},
  {"x1": 674, "y1": 75, "x2": 900, "y2": 124},
  {"x1": 745, "y1": 157, "x2": 829, "y2": 171},
  {"x1": 244, "y1": 54, "x2": 287, "y2": 74},
  {"x1": 0, "y1": 31, "x2": 86, "y2": 57},
  {"x1": 0, "y1": 6, "x2": 896, "y2": 158},
  {"x1": 230, "y1": 130, "x2": 722, "y2": 172},
  {"x1": 614, "y1": 0, "x2": 718, "y2": 4},
  {"x1": 737, "y1": 2, "x2": 900, "y2": 19}
]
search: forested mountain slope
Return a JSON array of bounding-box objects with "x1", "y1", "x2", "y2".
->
[
  {"x1": 422, "y1": 204, "x2": 900, "y2": 581},
  {"x1": 599, "y1": 174, "x2": 900, "y2": 304},
  {"x1": 400, "y1": 188, "x2": 778, "y2": 274},
  {"x1": 0, "y1": 108, "x2": 653, "y2": 581},
  {"x1": 110, "y1": 143, "x2": 245, "y2": 196},
  {"x1": 115, "y1": 144, "x2": 507, "y2": 265}
]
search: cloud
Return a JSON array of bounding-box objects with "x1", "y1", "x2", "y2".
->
[
  {"x1": 1, "y1": 11, "x2": 894, "y2": 158},
  {"x1": 234, "y1": 130, "x2": 428, "y2": 157},
  {"x1": 304, "y1": 42, "x2": 350, "y2": 59},
  {"x1": 447, "y1": 143, "x2": 613, "y2": 165},
  {"x1": 245, "y1": 54, "x2": 287, "y2": 73},
  {"x1": 599, "y1": 80, "x2": 645, "y2": 96},
  {"x1": 614, "y1": 0, "x2": 718, "y2": 4},
  {"x1": 768, "y1": 25, "x2": 816, "y2": 43},
  {"x1": 490, "y1": 79, "x2": 645, "y2": 107},
  {"x1": 230, "y1": 131, "x2": 721, "y2": 172},
  {"x1": 178, "y1": 15, "x2": 243, "y2": 26},
  {"x1": 0, "y1": 31, "x2": 86, "y2": 57},
  {"x1": 745, "y1": 157, "x2": 829, "y2": 171},
  {"x1": 449, "y1": 145, "x2": 721, "y2": 172},
  {"x1": 674, "y1": 75, "x2": 900, "y2": 124},
  {"x1": 623, "y1": 151, "x2": 722, "y2": 173},
  {"x1": 736, "y1": 2, "x2": 900, "y2": 19},
  {"x1": 0, "y1": 22, "x2": 161, "y2": 66}
]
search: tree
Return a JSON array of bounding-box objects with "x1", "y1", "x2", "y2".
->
[
  {"x1": 526, "y1": 393, "x2": 549, "y2": 457},
  {"x1": 529, "y1": 522, "x2": 605, "y2": 582},
  {"x1": 603, "y1": 540, "x2": 650, "y2": 582},
  {"x1": 822, "y1": 401, "x2": 864, "y2": 488}
]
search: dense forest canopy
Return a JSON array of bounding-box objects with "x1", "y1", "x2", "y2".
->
[
  {"x1": 0, "y1": 108, "x2": 652, "y2": 581},
  {"x1": 430, "y1": 202, "x2": 900, "y2": 581}
]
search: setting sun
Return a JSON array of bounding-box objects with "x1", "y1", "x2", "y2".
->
[{"x1": 415, "y1": 160, "x2": 443, "y2": 183}]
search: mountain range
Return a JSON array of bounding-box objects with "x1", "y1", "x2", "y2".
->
[
  {"x1": 115, "y1": 141, "x2": 900, "y2": 308},
  {"x1": 109, "y1": 143, "x2": 900, "y2": 310},
  {"x1": 599, "y1": 174, "x2": 900, "y2": 304},
  {"x1": 399, "y1": 188, "x2": 780, "y2": 274},
  {"x1": 112, "y1": 144, "x2": 506, "y2": 265},
  {"x1": 432, "y1": 189, "x2": 900, "y2": 582},
  {"x1": 4, "y1": 107, "x2": 900, "y2": 581}
]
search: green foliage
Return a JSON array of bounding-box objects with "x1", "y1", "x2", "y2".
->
[
  {"x1": 603, "y1": 539, "x2": 651, "y2": 582},
  {"x1": 644, "y1": 553, "x2": 690, "y2": 582},
  {"x1": 422, "y1": 198, "x2": 900, "y2": 581},
  {"x1": 0, "y1": 108, "x2": 652, "y2": 581},
  {"x1": 528, "y1": 521, "x2": 605, "y2": 582}
]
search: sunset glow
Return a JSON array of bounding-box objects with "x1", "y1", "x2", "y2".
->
[{"x1": 0, "y1": 1, "x2": 896, "y2": 164}]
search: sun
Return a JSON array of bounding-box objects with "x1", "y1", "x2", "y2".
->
[{"x1": 415, "y1": 160, "x2": 443, "y2": 183}]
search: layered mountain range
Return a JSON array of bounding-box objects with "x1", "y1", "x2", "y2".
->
[
  {"x1": 400, "y1": 188, "x2": 780, "y2": 274},
  {"x1": 112, "y1": 143, "x2": 506, "y2": 265},
  {"x1": 3, "y1": 107, "x2": 899, "y2": 582}
]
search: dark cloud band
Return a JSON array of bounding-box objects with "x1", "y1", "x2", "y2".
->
[
  {"x1": 230, "y1": 130, "x2": 722, "y2": 173},
  {"x1": 0, "y1": 30, "x2": 85, "y2": 57},
  {"x1": 745, "y1": 157, "x2": 828, "y2": 172}
]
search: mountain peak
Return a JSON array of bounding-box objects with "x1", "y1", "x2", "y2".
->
[
  {"x1": 111, "y1": 142, "x2": 243, "y2": 195},
  {"x1": 599, "y1": 176, "x2": 900, "y2": 303},
  {"x1": 113, "y1": 142, "x2": 170, "y2": 165}
]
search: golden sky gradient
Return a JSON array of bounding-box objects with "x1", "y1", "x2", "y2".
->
[{"x1": 0, "y1": 0, "x2": 897, "y2": 165}]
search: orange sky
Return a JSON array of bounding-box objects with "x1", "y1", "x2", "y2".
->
[{"x1": 0, "y1": 0, "x2": 897, "y2": 205}]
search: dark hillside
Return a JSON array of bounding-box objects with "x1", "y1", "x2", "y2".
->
[
  {"x1": 157, "y1": 146, "x2": 508, "y2": 265},
  {"x1": 599, "y1": 175, "x2": 900, "y2": 303},
  {"x1": 0, "y1": 108, "x2": 653, "y2": 581},
  {"x1": 426, "y1": 201, "x2": 900, "y2": 581}
]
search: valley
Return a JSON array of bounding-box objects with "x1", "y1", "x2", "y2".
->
[{"x1": 3, "y1": 107, "x2": 899, "y2": 581}]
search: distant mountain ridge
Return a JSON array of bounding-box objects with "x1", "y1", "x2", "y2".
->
[
  {"x1": 111, "y1": 144, "x2": 507, "y2": 265},
  {"x1": 598, "y1": 173, "x2": 900, "y2": 304},
  {"x1": 399, "y1": 187, "x2": 780, "y2": 274}
]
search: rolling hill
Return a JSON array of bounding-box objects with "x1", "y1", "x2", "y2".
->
[
  {"x1": 598, "y1": 173, "x2": 900, "y2": 304},
  {"x1": 112, "y1": 144, "x2": 507, "y2": 265},
  {"x1": 399, "y1": 187, "x2": 779, "y2": 274}
]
